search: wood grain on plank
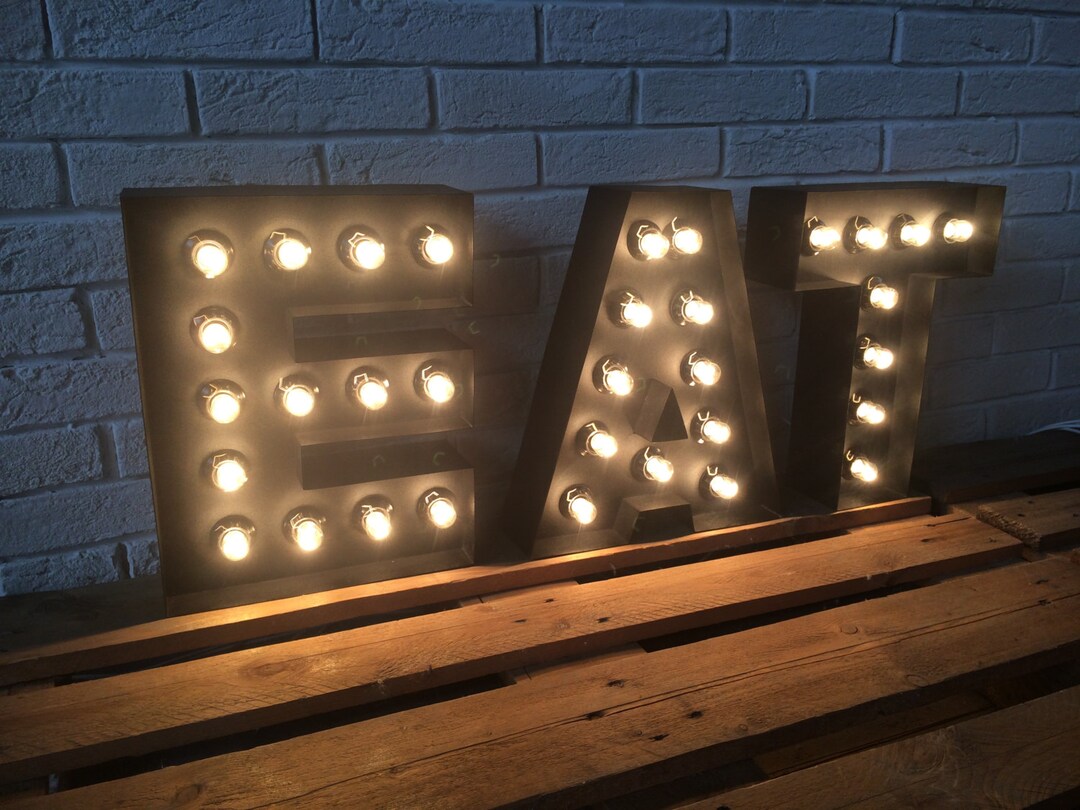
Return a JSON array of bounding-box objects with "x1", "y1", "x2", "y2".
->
[
  {"x1": 697, "y1": 684, "x2": 1080, "y2": 809},
  {"x1": 0, "y1": 513, "x2": 1011, "y2": 782},
  {"x1": 976, "y1": 488, "x2": 1080, "y2": 550},
  {"x1": 15, "y1": 556, "x2": 1080, "y2": 809},
  {"x1": 0, "y1": 497, "x2": 930, "y2": 688}
]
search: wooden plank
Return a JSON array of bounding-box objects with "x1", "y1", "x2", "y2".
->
[
  {"x1": 976, "y1": 488, "x2": 1080, "y2": 550},
  {"x1": 912, "y1": 432, "x2": 1080, "y2": 508},
  {"x1": 0, "y1": 513, "x2": 1011, "y2": 782},
  {"x1": 0, "y1": 496, "x2": 930, "y2": 688},
  {"x1": 695, "y1": 684, "x2": 1080, "y2": 809},
  {"x1": 18, "y1": 556, "x2": 1080, "y2": 809}
]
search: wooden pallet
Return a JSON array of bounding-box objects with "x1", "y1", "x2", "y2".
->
[{"x1": 1, "y1": 482, "x2": 1078, "y2": 808}]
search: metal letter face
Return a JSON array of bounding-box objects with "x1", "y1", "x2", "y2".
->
[
  {"x1": 122, "y1": 186, "x2": 477, "y2": 614},
  {"x1": 505, "y1": 186, "x2": 778, "y2": 559},
  {"x1": 745, "y1": 182, "x2": 1005, "y2": 510}
]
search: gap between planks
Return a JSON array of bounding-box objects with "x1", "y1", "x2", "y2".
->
[
  {"x1": 16, "y1": 553, "x2": 1080, "y2": 809},
  {"x1": 0, "y1": 496, "x2": 930, "y2": 688},
  {"x1": 0, "y1": 512, "x2": 1010, "y2": 783}
]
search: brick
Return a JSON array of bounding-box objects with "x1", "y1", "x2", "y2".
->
[
  {"x1": 475, "y1": 190, "x2": 587, "y2": 253},
  {"x1": 0, "y1": 290, "x2": 85, "y2": 357},
  {"x1": 196, "y1": 69, "x2": 428, "y2": 135},
  {"x1": 122, "y1": 535, "x2": 159, "y2": 578},
  {"x1": 974, "y1": 171, "x2": 1070, "y2": 216},
  {"x1": 916, "y1": 406, "x2": 986, "y2": 449},
  {"x1": 327, "y1": 134, "x2": 537, "y2": 190},
  {"x1": 1034, "y1": 18, "x2": 1080, "y2": 65},
  {"x1": 985, "y1": 390, "x2": 1080, "y2": 440},
  {"x1": 888, "y1": 121, "x2": 1015, "y2": 171},
  {"x1": 995, "y1": 303, "x2": 1080, "y2": 353},
  {"x1": 926, "y1": 351, "x2": 1050, "y2": 408},
  {"x1": 0, "y1": 217, "x2": 125, "y2": 292},
  {"x1": 543, "y1": 128, "x2": 719, "y2": 186},
  {"x1": 1067, "y1": 267, "x2": 1080, "y2": 300},
  {"x1": 545, "y1": 5, "x2": 725, "y2": 64},
  {"x1": 50, "y1": 0, "x2": 312, "y2": 60},
  {"x1": 962, "y1": 69, "x2": 1080, "y2": 115},
  {"x1": 641, "y1": 70, "x2": 806, "y2": 125},
  {"x1": 1, "y1": 0, "x2": 45, "y2": 59},
  {"x1": 897, "y1": 12, "x2": 1030, "y2": 63},
  {"x1": 0, "y1": 544, "x2": 122, "y2": 596},
  {"x1": 1000, "y1": 214, "x2": 1080, "y2": 262},
  {"x1": 730, "y1": 7, "x2": 893, "y2": 63},
  {"x1": 0, "y1": 69, "x2": 187, "y2": 138},
  {"x1": 113, "y1": 419, "x2": 149, "y2": 478},
  {"x1": 320, "y1": 0, "x2": 535, "y2": 64},
  {"x1": 1056, "y1": 348, "x2": 1080, "y2": 389},
  {"x1": 926, "y1": 315, "x2": 994, "y2": 364},
  {"x1": 1073, "y1": 174, "x2": 1080, "y2": 212},
  {"x1": 979, "y1": 0, "x2": 1080, "y2": 11},
  {"x1": 437, "y1": 70, "x2": 631, "y2": 129},
  {"x1": 937, "y1": 264, "x2": 1064, "y2": 317},
  {"x1": 0, "y1": 479, "x2": 154, "y2": 557},
  {"x1": 0, "y1": 356, "x2": 141, "y2": 429},
  {"x1": 473, "y1": 255, "x2": 541, "y2": 316},
  {"x1": 813, "y1": 69, "x2": 957, "y2": 119},
  {"x1": 725, "y1": 125, "x2": 880, "y2": 177},
  {"x1": 0, "y1": 145, "x2": 62, "y2": 210},
  {"x1": 0, "y1": 426, "x2": 103, "y2": 497},
  {"x1": 89, "y1": 287, "x2": 134, "y2": 350},
  {"x1": 1019, "y1": 119, "x2": 1080, "y2": 165},
  {"x1": 539, "y1": 250, "x2": 571, "y2": 307},
  {"x1": 67, "y1": 142, "x2": 320, "y2": 208}
]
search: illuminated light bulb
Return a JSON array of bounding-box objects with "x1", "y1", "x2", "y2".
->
[
  {"x1": 419, "y1": 228, "x2": 454, "y2": 265},
  {"x1": 421, "y1": 489, "x2": 457, "y2": 529},
  {"x1": 708, "y1": 473, "x2": 739, "y2": 500},
  {"x1": 855, "y1": 224, "x2": 888, "y2": 251},
  {"x1": 849, "y1": 455, "x2": 879, "y2": 483},
  {"x1": 674, "y1": 290, "x2": 714, "y2": 326},
  {"x1": 899, "y1": 221, "x2": 930, "y2": 247},
  {"x1": 420, "y1": 367, "x2": 456, "y2": 404},
  {"x1": 284, "y1": 512, "x2": 324, "y2": 553},
  {"x1": 570, "y1": 492, "x2": 596, "y2": 522},
  {"x1": 214, "y1": 518, "x2": 254, "y2": 562},
  {"x1": 580, "y1": 422, "x2": 618, "y2": 458},
  {"x1": 618, "y1": 292, "x2": 653, "y2": 328},
  {"x1": 635, "y1": 223, "x2": 670, "y2": 260},
  {"x1": 343, "y1": 231, "x2": 386, "y2": 271},
  {"x1": 278, "y1": 379, "x2": 317, "y2": 417},
  {"x1": 942, "y1": 218, "x2": 974, "y2": 244},
  {"x1": 202, "y1": 381, "x2": 244, "y2": 424},
  {"x1": 597, "y1": 358, "x2": 634, "y2": 397},
  {"x1": 642, "y1": 452, "x2": 674, "y2": 483},
  {"x1": 219, "y1": 527, "x2": 250, "y2": 561},
  {"x1": 862, "y1": 343, "x2": 895, "y2": 370},
  {"x1": 866, "y1": 279, "x2": 900, "y2": 310},
  {"x1": 266, "y1": 231, "x2": 311, "y2": 271},
  {"x1": 192, "y1": 309, "x2": 237, "y2": 354},
  {"x1": 189, "y1": 236, "x2": 232, "y2": 279},
  {"x1": 688, "y1": 356, "x2": 721, "y2": 386},
  {"x1": 210, "y1": 453, "x2": 247, "y2": 492},
  {"x1": 807, "y1": 222, "x2": 841, "y2": 252},
  {"x1": 854, "y1": 398, "x2": 887, "y2": 425},
  {"x1": 699, "y1": 416, "x2": 732, "y2": 445},
  {"x1": 351, "y1": 371, "x2": 389, "y2": 411},
  {"x1": 671, "y1": 222, "x2": 703, "y2": 255},
  {"x1": 359, "y1": 503, "x2": 393, "y2": 542}
]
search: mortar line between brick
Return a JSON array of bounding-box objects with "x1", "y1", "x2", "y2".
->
[
  {"x1": 310, "y1": 0, "x2": 320, "y2": 62},
  {"x1": 38, "y1": 0, "x2": 54, "y2": 60},
  {"x1": 535, "y1": 4, "x2": 544, "y2": 63},
  {"x1": 183, "y1": 71, "x2": 202, "y2": 136}
]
